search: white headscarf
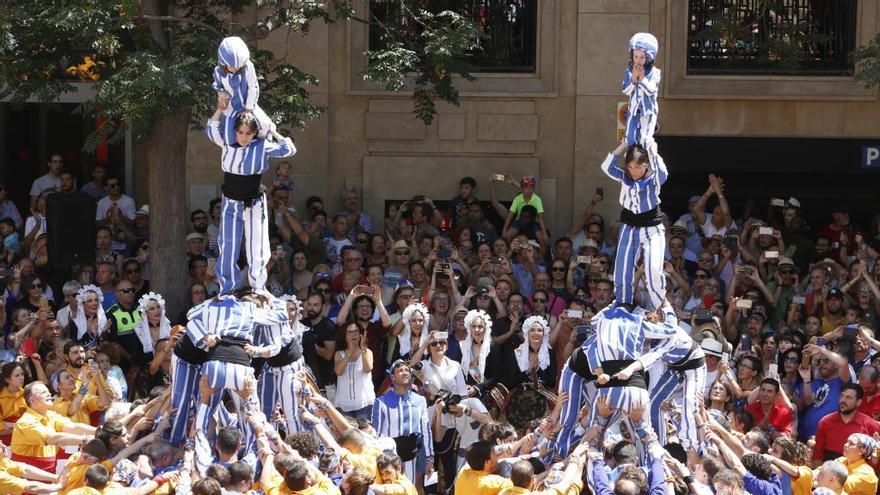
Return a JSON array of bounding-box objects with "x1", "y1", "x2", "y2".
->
[
  {"x1": 280, "y1": 294, "x2": 305, "y2": 341},
  {"x1": 400, "y1": 302, "x2": 430, "y2": 358},
  {"x1": 515, "y1": 315, "x2": 551, "y2": 373},
  {"x1": 135, "y1": 292, "x2": 171, "y2": 354},
  {"x1": 74, "y1": 285, "x2": 107, "y2": 340},
  {"x1": 461, "y1": 310, "x2": 493, "y2": 382}
]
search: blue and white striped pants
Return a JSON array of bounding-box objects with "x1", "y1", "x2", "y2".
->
[
  {"x1": 625, "y1": 106, "x2": 657, "y2": 149},
  {"x1": 258, "y1": 359, "x2": 306, "y2": 435},
  {"x1": 648, "y1": 363, "x2": 707, "y2": 450},
  {"x1": 168, "y1": 355, "x2": 201, "y2": 447},
  {"x1": 197, "y1": 360, "x2": 255, "y2": 433},
  {"x1": 614, "y1": 223, "x2": 666, "y2": 310},
  {"x1": 216, "y1": 193, "x2": 270, "y2": 294},
  {"x1": 551, "y1": 364, "x2": 596, "y2": 458}
]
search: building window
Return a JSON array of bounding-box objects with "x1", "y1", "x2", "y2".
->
[
  {"x1": 369, "y1": 0, "x2": 538, "y2": 73},
  {"x1": 687, "y1": 0, "x2": 857, "y2": 76}
]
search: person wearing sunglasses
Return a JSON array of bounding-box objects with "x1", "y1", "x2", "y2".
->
[
  {"x1": 95, "y1": 176, "x2": 136, "y2": 228},
  {"x1": 766, "y1": 257, "x2": 800, "y2": 327},
  {"x1": 104, "y1": 280, "x2": 149, "y2": 388}
]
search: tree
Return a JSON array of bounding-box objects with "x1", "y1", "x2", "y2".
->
[
  {"x1": 852, "y1": 34, "x2": 880, "y2": 88},
  {"x1": 0, "y1": 1, "x2": 482, "y2": 314}
]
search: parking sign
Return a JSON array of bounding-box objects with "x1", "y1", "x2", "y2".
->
[{"x1": 862, "y1": 145, "x2": 880, "y2": 168}]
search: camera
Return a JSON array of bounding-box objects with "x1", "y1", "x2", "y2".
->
[
  {"x1": 411, "y1": 361, "x2": 424, "y2": 371},
  {"x1": 433, "y1": 391, "x2": 463, "y2": 414}
]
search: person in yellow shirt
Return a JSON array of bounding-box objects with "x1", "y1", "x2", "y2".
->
[
  {"x1": 0, "y1": 362, "x2": 27, "y2": 446},
  {"x1": 10, "y1": 381, "x2": 95, "y2": 473},
  {"x1": 52, "y1": 367, "x2": 111, "y2": 425},
  {"x1": 369, "y1": 453, "x2": 418, "y2": 495},
  {"x1": 453, "y1": 441, "x2": 513, "y2": 495},
  {"x1": 302, "y1": 408, "x2": 381, "y2": 481},
  {"x1": 64, "y1": 463, "x2": 109, "y2": 495},
  {"x1": 260, "y1": 438, "x2": 341, "y2": 495},
  {"x1": 837, "y1": 433, "x2": 879, "y2": 495},
  {"x1": 765, "y1": 436, "x2": 813, "y2": 495},
  {"x1": 0, "y1": 442, "x2": 60, "y2": 494}
]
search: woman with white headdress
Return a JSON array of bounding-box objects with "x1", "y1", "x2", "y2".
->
[
  {"x1": 394, "y1": 302, "x2": 431, "y2": 365},
  {"x1": 135, "y1": 292, "x2": 171, "y2": 362},
  {"x1": 67, "y1": 285, "x2": 107, "y2": 349},
  {"x1": 460, "y1": 309, "x2": 502, "y2": 397},
  {"x1": 254, "y1": 294, "x2": 308, "y2": 434},
  {"x1": 512, "y1": 315, "x2": 557, "y2": 390}
]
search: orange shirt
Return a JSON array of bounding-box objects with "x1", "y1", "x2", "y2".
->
[
  {"x1": 0, "y1": 456, "x2": 30, "y2": 495},
  {"x1": 11, "y1": 407, "x2": 73, "y2": 458},
  {"x1": 52, "y1": 396, "x2": 103, "y2": 425},
  {"x1": 0, "y1": 388, "x2": 26, "y2": 422},
  {"x1": 59, "y1": 454, "x2": 113, "y2": 495}
]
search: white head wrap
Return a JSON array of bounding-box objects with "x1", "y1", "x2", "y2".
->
[
  {"x1": 74, "y1": 285, "x2": 107, "y2": 340},
  {"x1": 135, "y1": 292, "x2": 171, "y2": 354},
  {"x1": 461, "y1": 310, "x2": 493, "y2": 382},
  {"x1": 515, "y1": 315, "x2": 551, "y2": 373},
  {"x1": 400, "y1": 302, "x2": 430, "y2": 358},
  {"x1": 280, "y1": 294, "x2": 305, "y2": 340}
]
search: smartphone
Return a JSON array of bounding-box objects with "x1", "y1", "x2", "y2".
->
[
  {"x1": 577, "y1": 256, "x2": 591, "y2": 265},
  {"x1": 735, "y1": 299, "x2": 753, "y2": 309},
  {"x1": 816, "y1": 337, "x2": 826, "y2": 346},
  {"x1": 765, "y1": 250, "x2": 779, "y2": 259},
  {"x1": 844, "y1": 326, "x2": 859, "y2": 340},
  {"x1": 596, "y1": 187, "x2": 604, "y2": 199},
  {"x1": 721, "y1": 352, "x2": 730, "y2": 365},
  {"x1": 759, "y1": 227, "x2": 774, "y2": 236},
  {"x1": 207, "y1": 257, "x2": 216, "y2": 273},
  {"x1": 566, "y1": 310, "x2": 584, "y2": 319},
  {"x1": 771, "y1": 198, "x2": 785, "y2": 207},
  {"x1": 88, "y1": 358, "x2": 96, "y2": 369},
  {"x1": 38, "y1": 297, "x2": 50, "y2": 312},
  {"x1": 767, "y1": 364, "x2": 779, "y2": 380},
  {"x1": 742, "y1": 266, "x2": 755, "y2": 276},
  {"x1": 800, "y1": 353, "x2": 812, "y2": 369},
  {"x1": 438, "y1": 262, "x2": 451, "y2": 271},
  {"x1": 792, "y1": 295, "x2": 806, "y2": 304},
  {"x1": 491, "y1": 256, "x2": 502, "y2": 264},
  {"x1": 492, "y1": 173, "x2": 505, "y2": 182},
  {"x1": 575, "y1": 325, "x2": 590, "y2": 339},
  {"x1": 437, "y1": 248, "x2": 451, "y2": 259},
  {"x1": 741, "y1": 334, "x2": 751, "y2": 351},
  {"x1": 435, "y1": 331, "x2": 449, "y2": 340}
]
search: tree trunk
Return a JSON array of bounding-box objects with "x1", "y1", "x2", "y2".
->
[{"x1": 147, "y1": 111, "x2": 190, "y2": 319}]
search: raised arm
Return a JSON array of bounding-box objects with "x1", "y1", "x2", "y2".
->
[{"x1": 204, "y1": 95, "x2": 229, "y2": 147}]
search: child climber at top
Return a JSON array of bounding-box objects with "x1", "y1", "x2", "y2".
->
[
  {"x1": 622, "y1": 32, "x2": 661, "y2": 149},
  {"x1": 213, "y1": 36, "x2": 276, "y2": 143}
]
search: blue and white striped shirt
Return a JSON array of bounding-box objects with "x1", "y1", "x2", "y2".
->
[
  {"x1": 635, "y1": 303, "x2": 697, "y2": 369},
  {"x1": 601, "y1": 152, "x2": 668, "y2": 214},
  {"x1": 251, "y1": 299, "x2": 296, "y2": 358},
  {"x1": 585, "y1": 306, "x2": 678, "y2": 370},
  {"x1": 204, "y1": 121, "x2": 296, "y2": 176},
  {"x1": 213, "y1": 60, "x2": 259, "y2": 113},
  {"x1": 186, "y1": 297, "x2": 289, "y2": 349},
  {"x1": 372, "y1": 390, "x2": 434, "y2": 458},
  {"x1": 622, "y1": 67, "x2": 661, "y2": 121}
]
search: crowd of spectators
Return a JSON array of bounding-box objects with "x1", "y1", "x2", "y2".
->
[{"x1": 0, "y1": 153, "x2": 878, "y2": 495}]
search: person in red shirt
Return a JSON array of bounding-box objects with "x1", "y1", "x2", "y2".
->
[
  {"x1": 813, "y1": 383, "x2": 880, "y2": 465},
  {"x1": 745, "y1": 378, "x2": 795, "y2": 437},
  {"x1": 857, "y1": 366, "x2": 880, "y2": 421}
]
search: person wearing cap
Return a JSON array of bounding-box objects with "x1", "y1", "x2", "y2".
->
[
  {"x1": 700, "y1": 338, "x2": 724, "y2": 395},
  {"x1": 817, "y1": 206, "x2": 853, "y2": 264},
  {"x1": 622, "y1": 32, "x2": 661, "y2": 149},
  {"x1": 131, "y1": 205, "x2": 150, "y2": 243},
  {"x1": 820, "y1": 288, "x2": 847, "y2": 334},
  {"x1": 372, "y1": 359, "x2": 434, "y2": 489},
  {"x1": 500, "y1": 175, "x2": 547, "y2": 245},
  {"x1": 600, "y1": 137, "x2": 668, "y2": 310},
  {"x1": 766, "y1": 257, "x2": 799, "y2": 327},
  {"x1": 185, "y1": 232, "x2": 211, "y2": 260}
]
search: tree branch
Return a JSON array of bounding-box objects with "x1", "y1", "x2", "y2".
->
[{"x1": 132, "y1": 14, "x2": 222, "y2": 38}]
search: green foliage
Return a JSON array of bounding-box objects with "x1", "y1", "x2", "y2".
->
[
  {"x1": 852, "y1": 33, "x2": 880, "y2": 89},
  {"x1": 362, "y1": 5, "x2": 483, "y2": 124},
  {"x1": 0, "y1": 0, "x2": 479, "y2": 149}
]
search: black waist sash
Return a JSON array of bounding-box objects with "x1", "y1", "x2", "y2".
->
[
  {"x1": 174, "y1": 335, "x2": 209, "y2": 365},
  {"x1": 568, "y1": 348, "x2": 597, "y2": 381},
  {"x1": 207, "y1": 336, "x2": 251, "y2": 366},
  {"x1": 595, "y1": 359, "x2": 647, "y2": 390},
  {"x1": 667, "y1": 342, "x2": 705, "y2": 371},
  {"x1": 266, "y1": 340, "x2": 303, "y2": 368},
  {"x1": 222, "y1": 172, "x2": 262, "y2": 201},
  {"x1": 620, "y1": 207, "x2": 662, "y2": 227}
]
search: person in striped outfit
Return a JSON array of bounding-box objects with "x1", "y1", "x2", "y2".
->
[
  {"x1": 253, "y1": 294, "x2": 308, "y2": 436},
  {"x1": 551, "y1": 333, "x2": 598, "y2": 459},
  {"x1": 601, "y1": 139, "x2": 668, "y2": 310},
  {"x1": 205, "y1": 94, "x2": 296, "y2": 295},
  {"x1": 185, "y1": 291, "x2": 288, "y2": 434},
  {"x1": 372, "y1": 359, "x2": 434, "y2": 494},
  {"x1": 582, "y1": 303, "x2": 678, "y2": 460},
  {"x1": 622, "y1": 32, "x2": 661, "y2": 149},
  {"x1": 213, "y1": 36, "x2": 275, "y2": 141},
  {"x1": 611, "y1": 300, "x2": 707, "y2": 450},
  {"x1": 166, "y1": 323, "x2": 209, "y2": 447}
]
